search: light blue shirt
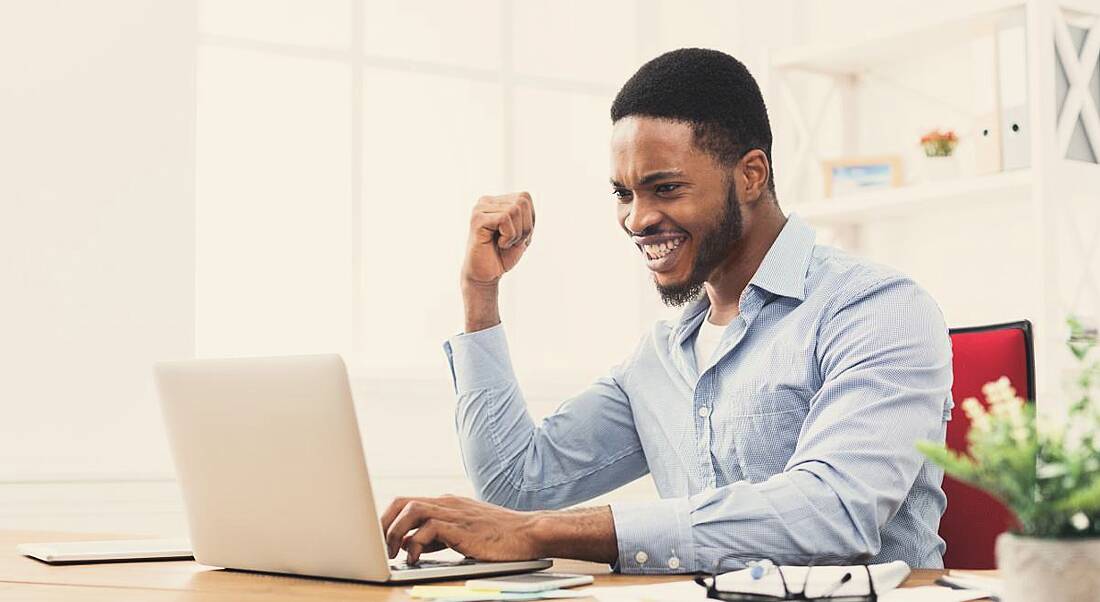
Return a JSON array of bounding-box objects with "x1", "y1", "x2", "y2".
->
[{"x1": 443, "y1": 214, "x2": 953, "y2": 573}]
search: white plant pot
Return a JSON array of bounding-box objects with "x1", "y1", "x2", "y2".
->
[
  {"x1": 996, "y1": 532, "x2": 1100, "y2": 602},
  {"x1": 922, "y1": 155, "x2": 959, "y2": 181}
]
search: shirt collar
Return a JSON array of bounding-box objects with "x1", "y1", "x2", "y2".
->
[
  {"x1": 676, "y1": 213, "x2": 816, "y2": 326},
  {"x1": 746, "y1": 213, "x2": 815, "y2": 302}
]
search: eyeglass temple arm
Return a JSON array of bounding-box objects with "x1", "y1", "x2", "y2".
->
[{"x1": 818, "y1": 572, "x2": 852, "y2": 598}]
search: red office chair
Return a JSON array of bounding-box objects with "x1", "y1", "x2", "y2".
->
[{"x1": 941, "y1": 320, "x2": 1035, "y2": 569}]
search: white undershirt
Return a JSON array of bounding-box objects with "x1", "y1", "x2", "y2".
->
[{"x1": 693, "y1": 310, "x2": 729, "y2": 371}]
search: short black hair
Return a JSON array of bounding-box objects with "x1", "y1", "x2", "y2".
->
[{"x1": 610, "y1": 48, "x2": 775, "y2": 194}]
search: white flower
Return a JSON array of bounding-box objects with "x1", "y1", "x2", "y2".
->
[
  {"x1": 962, "y1": 397, "x2": 991, "y2": 433},
  {"x1": 962, "y1": 397, "x2": 985, "y2": 420},
  {"x1": 981, "y1": 383, "x2": 996, "y2": 400},
  {"x1": 985, "y1": 377, "x2": 1021, "y2": 411},
  {"x1": 1072, "y1": 512, "x2": 1090, "y2": 531},
  {"x1": 982, "y1": 376, "x2": 1017, "y2": 406}
]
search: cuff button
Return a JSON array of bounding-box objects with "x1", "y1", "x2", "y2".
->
[
  {"x1": 667, "y1": 556, "x2": 681, "y2": 570},
  {"x1": 634, "y1": 551, "x2": 648, "y2": 564}
]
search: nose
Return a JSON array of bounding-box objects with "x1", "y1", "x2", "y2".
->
[{"x1": 623, "y1": 196, "x2": 661, "y2": 235}]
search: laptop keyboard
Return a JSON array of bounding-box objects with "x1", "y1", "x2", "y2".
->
[{"x1": 390, "y1": 557, "x2": 480, "y2": 572}]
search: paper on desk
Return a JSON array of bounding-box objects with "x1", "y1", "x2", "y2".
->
[
  {"x1": 408, "y1": 586, "x2": 590, "y2": 602},
  {"x1": 880, "y1": 585, "x2": 993, "y2": 602},
  {"x1": 939, "y1": 572, "x2": 1003, "y2": 597},
  {"x1": 582, "y1": 580, "x2": 703, "y2": 601}
]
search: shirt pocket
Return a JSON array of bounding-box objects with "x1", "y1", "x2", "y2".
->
[{"x1": 728, "y1": 389, "x2": 808, "y2": 483}]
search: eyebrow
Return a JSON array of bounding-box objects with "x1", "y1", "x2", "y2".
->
[{"x1": 610, "y1": 169, "x2": 685, "y2": 188}]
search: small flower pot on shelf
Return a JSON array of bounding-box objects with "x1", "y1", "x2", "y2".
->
[
  {"x1": 921, "y1": 155, "x2": 959, "y2": 181},
  {"x1": 919, "y1": 129, "x2": 959, "y2": 182}
]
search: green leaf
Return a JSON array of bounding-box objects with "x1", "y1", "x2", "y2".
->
[
  {"x1": 1056, "y1": 476, "x2": 1100, "y2": 514},
  {"x1": 917, "y1": 441, "x2": 977, "y2": 481}
]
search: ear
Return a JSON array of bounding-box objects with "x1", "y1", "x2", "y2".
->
[{"x1": 737, "y1": 149, "x2": 771, "y2": 203}]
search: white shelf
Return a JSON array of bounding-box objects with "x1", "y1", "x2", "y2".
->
[
  {"x1": 771, "y1": 0, "x2": 1025, "y2": 75},
  {"x1": 792, "y1": 169, "x2": 1033, "y2": 225}
]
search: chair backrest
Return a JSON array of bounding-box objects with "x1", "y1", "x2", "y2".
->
[{"x1": 941, "y1": 320, "x2": 1035, "y2": 569}]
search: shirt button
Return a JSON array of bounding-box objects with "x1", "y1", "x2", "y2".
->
[
  {"x1": 667, "y1": 556, "x2": 681, "y2": 569},
  {"x1": 634, "y1": 551, "x2": 648, "y2": 564},
  {"x1": 698, "y1": 406, "x2": 711, "y2": 417}
]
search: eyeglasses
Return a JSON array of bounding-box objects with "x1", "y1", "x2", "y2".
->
[{"x1": 693, "y1": 555, "x2": 877, "y2": 602}]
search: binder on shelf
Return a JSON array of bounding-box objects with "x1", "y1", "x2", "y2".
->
[
  {"x1": 997, "y1": 14, "x2": 1029, "y2": 171},
  {"x1": 972, "y1": 27, "x2": 1002, "y2": 175}
]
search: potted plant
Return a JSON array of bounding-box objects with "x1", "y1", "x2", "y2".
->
[
  {"x1": 917, "y1": 317, "x2": 1100, "y2": 602},
  {"x1": 919, "y1": 129, "x2": 959, "y2": 181}
]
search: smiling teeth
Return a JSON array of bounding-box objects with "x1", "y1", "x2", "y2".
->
[{"x1": 643, "y1": 239, "x2": 684, "y2": 260}]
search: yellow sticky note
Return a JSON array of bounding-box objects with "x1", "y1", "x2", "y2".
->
[{"x1": 409, "y1": 586, "x2": 501, "y2": 599}]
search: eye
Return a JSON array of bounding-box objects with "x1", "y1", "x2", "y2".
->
[
  {"x1": 655, "y1": 183, "x2": 681, "y2": 194},
  {"x1": 612, "y1": 188, "x2": 633, "y2": 203}
]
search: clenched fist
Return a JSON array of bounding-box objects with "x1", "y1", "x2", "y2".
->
[{"x1": 461, "y1": 192, "x2": 535, "y2": 287}]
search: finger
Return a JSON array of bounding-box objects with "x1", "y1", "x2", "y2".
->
[
  {"x1": 475, "y1": 197, "x2": 516, "y2": 215},
  {"x1": 385, "y1": 501, "x2": 428, "y2": 558},
  {"x1": 515, "y1": 199, "x2": 533, "y2": 246},
  {"x1": 474, "y1": 195, "x2": 510, "y2": 213},
  {"x1": 402, "y1": 519, "x2": 454, "y2": 564},
  {"x1": 477, "y1": 195, "x2": 529, "y2": 218},
  {"x1": 403, "y1": 537, "x2": 447, "y2": 557},
  {"x1": 470, "y1": 210, "x2": 502, "y2": 246},
  {"x1": 495, "y1": 213, "x2": 519, "y2": 249},
  {"x1": 380, "y1": 497, "x2": 409, "y2": 535},
  {"x1": 505, "y1": 207, "x2": 525, "y2": 247},
  {"x1": 385, "y1": 501, "x2": 460, "y2": 559},
  {"x1": 470, "y1": 198, "x2": 515, "y2": 235},
  {"x1": 381, "y1": 496, "x2": 438, "y2": 534},
  {"x1": 489, "y1": 192, "x2": 529, "y2": 208}
]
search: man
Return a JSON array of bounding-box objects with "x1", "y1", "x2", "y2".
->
[{"x1": 381, "y1": 48, "x2": 953, "y2": 573}]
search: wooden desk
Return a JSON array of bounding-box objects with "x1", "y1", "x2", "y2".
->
[{"x1": 0, "y1": 531, "x2": 986, "y2": 601}]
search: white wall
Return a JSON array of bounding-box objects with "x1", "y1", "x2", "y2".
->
[
  {"x1": 0, "y1": 0, "x2": 197, "y2": 536},
  {"x1": 0, "y1": 1, "x2": 197, "y2": 481}
]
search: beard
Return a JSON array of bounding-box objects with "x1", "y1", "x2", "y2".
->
[{"x1": 655, "y1": 181, "x2": 743, "y2": 307}]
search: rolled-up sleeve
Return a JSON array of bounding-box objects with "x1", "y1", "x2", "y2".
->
[
  {"x1": 444, "y1": 323, "x2": 517, "y2": 393},
  {"x1": 610, "y1": 498, "x2": 695, "y2": 572}
]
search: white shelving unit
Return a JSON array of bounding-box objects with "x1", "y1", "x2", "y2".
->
[
  {"x1": 794, "y1": 169, "x2": 1033, "y2": 226},
  {"x1": 772, "y1": 0, "x2": 1028, "y2": 75},
  {"x1": 770, "y1": 0, "x2": 1100, "y2": 407}
]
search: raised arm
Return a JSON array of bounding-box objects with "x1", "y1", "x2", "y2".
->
[
  {"x1": 448, "y1": 192, "x2": 649, "y2": 509},
  {"x1": 380, "y1": 192, "x2": 648, "y2": 564}
]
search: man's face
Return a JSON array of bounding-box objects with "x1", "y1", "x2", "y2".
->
[{"x1": 611, "y1": 116, "x2": 743, "y2": 306}]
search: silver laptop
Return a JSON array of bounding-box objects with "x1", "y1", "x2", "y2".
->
[{"x1": 154, "y1": 354, "x2": 552, "y2": 583}]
